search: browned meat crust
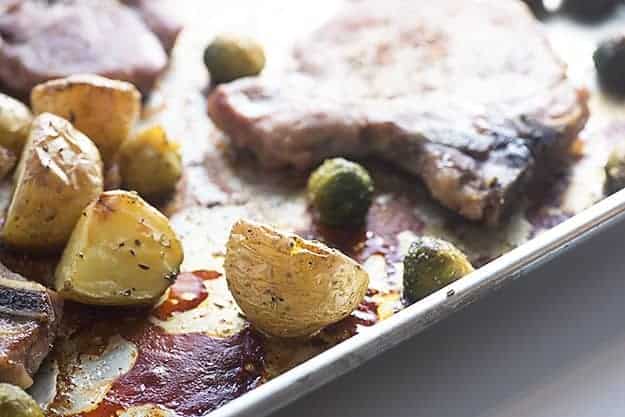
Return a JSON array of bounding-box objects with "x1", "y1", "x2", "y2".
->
[
  {"x1": 0, "y1": 263, "x2": 62, "y2": 388},
  {"x1": 207, "y1": 0, "x2": 589, "y2": 224}
]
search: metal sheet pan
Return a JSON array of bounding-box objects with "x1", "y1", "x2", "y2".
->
[
  {"x1": 200, "y1": 3, "x2": 625, "y2": 417},
  {"x1": 22, "y1": 1, "x2": 625, "y2": 416},
  {"x1": 210, "y1": 190, "x2": 625, "y2": 417}
]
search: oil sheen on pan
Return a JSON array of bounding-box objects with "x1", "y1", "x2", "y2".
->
[{"x1": 0, "y1": 0, "x2": 623, "y2": 416}]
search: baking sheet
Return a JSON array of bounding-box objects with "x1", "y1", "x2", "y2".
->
[{"x1": 23, "y1": 1, "x2": 625, "y2": 416}]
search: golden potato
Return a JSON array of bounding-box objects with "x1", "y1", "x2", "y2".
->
[
  {"x1": 2, "y1": 113, "x2": 103, "y2": 251},
  {"x1": 31, "y1": 74, "x2": 141, "y2": 165},
  {"x1": 55, "y1": 190, "x2": 184, "y2": 306},
  {"x1": 225, "y1": 219, "x2": 369, "y2": 338},
  {"x1": 0, "y1": 93, "x2": 32, "y2": 154},
  {"x1": 119, "y1": 125, "x2": 182, "y2": 198}
]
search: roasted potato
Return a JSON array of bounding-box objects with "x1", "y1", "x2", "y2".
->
[
  {"x1": 118, "y1": 125, "x2": 182, "y2": 198},
  {"x1": 2, "y1": 113, "x2": 103, "y2": 251},
  {"x1": 225, "y1": 219, "x2": 369, "y2": 338},
  {"x1": 31, "y1": 74, "x2": 141, "y2": 165},
  {"x1": 54, "y1": 190, "x2": 184, "y2": 306},
  {"x1": 0, "y1": 93, "x2": 32, "y2": 154}
]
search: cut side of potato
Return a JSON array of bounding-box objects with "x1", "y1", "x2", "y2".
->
[
  {"x1": 2, "y1": 113, "x2": 103, "y2": 251},
  {"x1": 31, "y1": 74, "x2": 141, "y2": 166},
  {"x1": 0, "y1": 93, "x2": 33, "y2": 155},
  {"x1": 225, "y1": 219, "x2": 369, "y2": 338},
  {"x1": 55, "y1": 190, "x2": 184, "y2": 306}
]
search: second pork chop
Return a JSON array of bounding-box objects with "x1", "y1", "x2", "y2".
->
[
  {"x1": 208, "y1": 0, "x2": 588, "y2": 224},
  {"x1": 0, "y1": 263, "x2": 62, "y2": 388},
  {"x1": 0, "y1": 0, "x2": 182, "y2": 98}
]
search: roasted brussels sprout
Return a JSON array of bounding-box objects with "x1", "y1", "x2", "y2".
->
[
  {"x1": 31, "y1": 74, "x2": 141, "y2": 166},
  {"x1": 563, "y1": 0, "x2": 620, "y2": 20},
  {"x1": 0, "y1": 384, "x2": 44, "y2": 417},
  {"x1": 307, "y1": 158, "x2": 374, "y2": 227},
  {"x1": 605, "y1": 149, "x2": 625, "y2": 195},
  {"x1": 521, "y1": 0, "x2": 547, "y2": 18},
  {"x1": 225, "y1": 219, "x2": 369, "y2": 338},
  {"x1": 2, "y1": 113, "x2": 103, "y2": 251},
  {"x1": 204, "y1": 34, "x2": 266, "y2": 84},
  {"x1": 594, "y1": 35, "x2": 625, "y2": 95},
  {"x1": 54, "y1": 190, "x2": 184, "y2": 306},
  {"x1": 403, "y1": 236, "x2": 473, "y2": 303},
  {"x1": 118, "y1": 125, "x2": 182, "y2": 199},
  {"x1": 0, "y1": 93, "x2": 32, "y2": 154}
]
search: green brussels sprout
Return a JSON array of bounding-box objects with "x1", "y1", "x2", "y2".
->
[
  {"x1": 0, "y1": 384, "x2": 44, "y2": 417},
  {"x1": 605, "y1": 150, "x2": 625, "y2": 195},
  {"x1": 307, "y1": 158, "x2": 374, "y2": 227},
  {"x1": 0, "y1": 93, "x2": 32, "y2": 154},
  {"x1": 563, "y1": 0, "x2": 619, "y2": 21},
  {"x1": 594, "y1": 35, "x2": 625, "y2": 95},
  {"x1": 204, "y1": 34, "x2": 266, "y2": 84},
  {"x1": 118, "y1": 125, "x2": 182, "y2": 199},
  {"x1": 403, "y1": 236, "x2": 473, "y2": 303}
]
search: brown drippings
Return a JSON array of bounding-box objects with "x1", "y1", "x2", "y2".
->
[
  {"x1": 192, "y1": 270, "x2": 222, "y2": 280},
  {"x1": 0, "y1": 245, "x2": 58, "y2": 287},
  {"x1": 105, "y1": 326, "x2": 263, "y2": 417},
  {"x1": 152, "y1": 272, "x2": 210, "y2": 321},
  {"x1": 302, "y1": 194, "x2": 424, "y2": 266},
  {"x1": 80, "y1": 401, "x2": 122, "y2": 417},
  {"x1": 61, "y1": 315, "x2": 265, "y2": 417}
]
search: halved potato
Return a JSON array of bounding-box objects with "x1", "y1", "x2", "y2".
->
[
  {"x1": 31, "y1": 74, "x2": 141, "y2": 165},
  {"x1": 0, "y1": 93, "x2": 32, "y2": 154},
  {"x1": 55, "y1": 190, "x2": 184, "y2": 306},
  {"x1": 2, "y1": 113, "x2": 103, "y2": 251},
  {"x1": 225, "y1": 219, "x2": 369, "y2": 338}
]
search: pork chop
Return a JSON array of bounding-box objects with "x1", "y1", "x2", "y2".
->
[
  {"x1": 0, "y1": 0, "x2": 182, "y2": 99},
  {"x1": 0, "y1": 263, "x2": 62, "y2": 388},
  {"x1": 207, "y1": 0, "x2": 589, "y2": 224}
]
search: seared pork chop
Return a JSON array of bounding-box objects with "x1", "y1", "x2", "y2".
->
[
  {"x1": 0, "y1": 0, "x2": 182, "y2": 98},
  {"x1": 208, "y1": 0, "x2": 588, "y2": 224},
  {"x1": 0, "y1": 263, "x2": 62, "y2": 388}
]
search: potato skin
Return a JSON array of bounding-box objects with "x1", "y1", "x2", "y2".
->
[
  {"x1": 31, "y1": 74, "x2": 141, "y2": 166},
  {"x1": 119, "y1": 125, "x2": 182, "y2": 198},
  {"x1": 225, "y1": 219, "x2": 369, "y2": 338},
  {"x1": 1, "y1": 113, "x2": 103, "y2": 251},
  {"x1": 0, "y1": 93, "x2": 32, "y2": 154},
  {"x1": 54, "y1": 190, "x2": 184, "y2": 306}
]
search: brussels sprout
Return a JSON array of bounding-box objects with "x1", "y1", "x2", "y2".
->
[
  {"x1": 403, "y1": 236, "x2": 473, "y2": 303},
  {"x1": 204, "y1": 34, "x2": 266, "y2": 84},
  {"x1": 0, "y1": 384, "x2": 44, "y2": 417},
  {"x1": 0, "y1": 93, "x2": 32, "y2": 154},
  {"x1": 521, "y1": 0, "x2": 547, "y2": 18},
  {"x1": 307, "y1": 158, "x2": 374, "y2": 227},
  {"x1": 594, "y1": 35, "x2": 625, "y2": 95},
  {"x1": 563, "y1": 0, "x2": 619, "y2": 20},
  {"x1": 605, "y1": 150, "x2": 625, "y2": 195},
  {"x1": 118, "y1": 125, "x2": 182, "y2": 199}
]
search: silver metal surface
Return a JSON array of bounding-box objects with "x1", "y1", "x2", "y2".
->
[{"x1": 210, "y1": 190, "x2": 625, "y2": 417}]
